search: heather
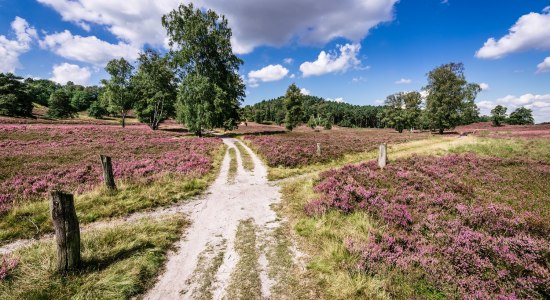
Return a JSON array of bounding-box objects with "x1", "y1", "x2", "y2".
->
[
  {"x1": 0, "y1": 124, "x2": 222, "y2": 213},
  {"x1": 455, "y1": 122, "x2": 550, "y2": 139},
  {"x1": 244, "y1": 127, "x2": 429, "y2": 168},
  {"x1": 0, "y1": 255, "x2": 18, "y2": 281},
  {"x1": 305, "y1": 154, "x2": 550, "y2": 299}
]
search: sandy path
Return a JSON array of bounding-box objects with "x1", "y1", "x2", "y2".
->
[{"x1": 143, "y1": 138, "x2": 281, "y2": 300}]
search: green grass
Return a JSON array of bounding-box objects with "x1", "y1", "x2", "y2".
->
[
  {"x1": 0, "y1": 145, "x2": 225, "y2": 244},
  {"x1": 228, "y1": 147, "x2": 237, "y2": 183},
  {"x1": 0, "y1": 214, "x2": 188, "y2": 299},
  {"x1": 226, "y1": 218, "x2": 262, "y2": 299},
  {"x1": 184, "y1": 239, "x2": 227, "y2": 299},
  {"x1": 447, "y1": 137, "x2": 550, "y2": 162},
  {"x1": 235, "y1": 141, "x2": 254, "y2": 171}
]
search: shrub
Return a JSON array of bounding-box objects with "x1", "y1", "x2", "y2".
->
[
  {"x1": 87, "y1": 101, "x2": 108, "y2": 119},
  {"x1": 48, "y1": 90, "x2": 75, "y2": 119}
]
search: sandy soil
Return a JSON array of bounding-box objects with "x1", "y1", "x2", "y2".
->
[{"x1": 143, "y1": 138, "x2": 282, "y2": 300}]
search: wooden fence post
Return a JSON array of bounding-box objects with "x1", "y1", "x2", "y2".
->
[
  {"x1": 316, "y1": 143, "x2": 321, "y2": 156},
  {"x1": 49, "y1": 190, "x2": 81, "y2": 272},
  {"x1": 378, "y1": 143, "x2": 387, "y2": 169},
  {"x1": 99, "y1": 155, "x2": 116, "y2": 190}
]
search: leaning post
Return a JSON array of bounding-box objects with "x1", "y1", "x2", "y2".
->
[
  {"x1": 49, "y1": 190, "x2": 81, "y2": 273},
  {"x1": 99, "y1": 155, "x2": 116, "y2": 190},
  {"x1": 378, "y1": 143, "x2": 387, "y2": 169}
]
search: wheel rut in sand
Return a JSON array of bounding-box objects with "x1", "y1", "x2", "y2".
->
[{"x1": 143, "y1": 138, "x2": 285, "y2": 300}]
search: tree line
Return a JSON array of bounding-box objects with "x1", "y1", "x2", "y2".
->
[{"x1": 1, "y1": 3, "x2": 244, "y2": 135}]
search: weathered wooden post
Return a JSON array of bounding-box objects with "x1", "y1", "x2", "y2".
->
[
  {"x1": 99, "y1": 155, "x2": 116, "y2": 190},
  {"x1": 378, "y1": 143, "x2": 387, "y2": 169},
  {"x1": 49, "y1": 190, "x2": 81, "y2": 272},
  {"x1": 316, "y1": 143, "x2": 321, "y2": 156}
]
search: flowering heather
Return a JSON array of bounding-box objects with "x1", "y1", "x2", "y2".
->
[
  {"x1": 0, "y1": 124, "x2": 221, "y2": 212},
  {"x1": 456, "y1": 122, "x2": 550, "y2": 139},
  {"x1": 244, "y1": 127, "x2": 429, "y2": 167},
  {"x1": 0, "y1": 255, "x2": 18, "y2": 280},
  {"x1": 307, "y1": 154, "x2": 550, "y2": 298}
]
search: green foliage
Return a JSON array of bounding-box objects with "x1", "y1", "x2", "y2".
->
[
  {"x1": 382, "y1": 91, "x2": 421, "y2": 133},
  {"x1": 24, "y1": 78, "x2": 59, "y2": 106},
  {"x1": 323, "y1": 113, "x2": 333, "y2": 130},
  {"x1": 163, "y1": 3, "x2": 244, "y2": 133},
  {"x1": 87, "y1": 101, "x2": 108, "y2": 119},
  {"x1": 424, "y1": 63, "x2": 481, "y2": 133},
  {"x1": 133, "y1": 49, "x2": 177, "y2": 130},
  {"x1": 70, "y1": 89, "x2": 94, "y2": 111},
  {"x1": 308, "y1": 115, "x2": 317, "y2": 129},
  {"x1": 103, "y1": 57, "x2": 135, "y2": 128},
  {"x1": 490, "y1": 105, "x2": 507, "y2": 127},
  {"x1": 0, "y1": 73, "x2": 33, "y2": 117},
  {"x1": 47, "y1": 89, "x2": 74, "y2": 119},
  {"x1": 507, "y1": 107, "x2": 534, "y2": 125},
  {"x1": 284, "y1": 84, "x2": 303, "y2": 131}
]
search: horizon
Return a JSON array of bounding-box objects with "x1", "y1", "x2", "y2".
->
[{"x1": 1, "y1": 0, "x2": 549, "y2": 122}]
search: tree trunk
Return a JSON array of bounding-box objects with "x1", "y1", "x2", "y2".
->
[
  {"x1": 100, "y1": 155, "x2": 116, "y2": 190},
  {"x1": 49, "y1": 190, "x2": 81, "y2": 273},
  {"x1": 121, "y1": 111, "x2": 126, "y2": 128},
  {"x1": 439, "y1": 128, "x2": 444, "y2": 134}
]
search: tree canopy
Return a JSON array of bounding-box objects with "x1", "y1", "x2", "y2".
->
[
  {"x1": 163, "y1": 3, "x2": 244, "y2": 134},
  {"x1": 382, "y1": 91, "x2": 422, "y2": 133},
  {"x1": 283, "y1": 84, "x2": 303, "y2": 131},
  {"x1": 508, "y1": 107, "x2": 534, "y2": 125},
  {"x1": 103, "y1": 58, "x2": 135, "y2": 128},
  {"x1": 0, "y1": 73, "x2": 33, "y2": 117}
]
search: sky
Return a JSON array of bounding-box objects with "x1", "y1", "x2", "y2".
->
[{"x1": 1, "y1": 0, "x2": 549, "y2": 122}]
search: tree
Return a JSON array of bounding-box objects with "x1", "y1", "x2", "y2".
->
[
  {"x1": 508, "y1": 107, "x2": 534, "y2": 125},
  {"x1": 308, "y1": 115, "x2": 317, "y2": 129},
  {"x1": 382, "y1": 91, "x2": 421, "y2": 133},
  {"x1": 103, "y1": 58, "x2": 135, "y2": 128},
  {"x1": 163, "y1": 3, "x2": 244, "y2": 133},
  {"x1": 284, "y1": 84, "x2": 303, "y2": 131},
  {"x1": 70, "y1": 89, "x2": 95, "y2": 111},
  {"x1": 176, "y1": 74, "x2": 224, "y2": 136},
  {"x1": 87, "y1": 101, "x2": 108, "y2": 119},
  {"x1": 48, "y1": 89, "x2": 74, "y2": 119},
  {"x1": 491, "y1": 105, "x2": 507, "y2": 126},
  {"x1": 424, "y1": 63, "x2": 481, "y2": 134},
  {"x1": 25, "y1": 78, "x2": 59, "y2": 106},
  {"x1": 0, "y1": 73, "x2": 33, "y2": 117},
  {"x1": 133, "y1": 49, "x2": 177, "y2": 130},
  {"x1": 322, "y1": 113, "x2": 333, "y2": 130}
]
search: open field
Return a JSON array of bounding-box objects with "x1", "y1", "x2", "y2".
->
[{"x1": 279, "y1": 131, "x2": 550, "y2": 299}]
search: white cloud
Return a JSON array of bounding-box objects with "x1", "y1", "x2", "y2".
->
[
  {"x1": 283, "y1": 58, "x2": 294, "y2": 65},
  {"x1": 40, "y1": 30, "x2": 140, "y2": 66},
  {"x1": 38, "y1": 0, "x2": 398, "y2": 54},
  {"x1": 0, "y1": 17, "x2": 37, "y2": 73},
  {"x1": 537, "y1": 57, "x2": 550, "y2": 73},
  {"x1": 289, "y1": 74, "x2": 296, "y2": 79},
  {"x1": 327, "y1": 97, "x2": 345, "y2": 103},
  {"x1": 247, "y1": 64, "x2": 289, "y2": 88},
  {"x1": 476, "y1": 8, "x2": 550, "y2": 59},
  {"x1": 352, "y1": 76, "x2": 367, "y2": 83},
  {"x1": 477, "y1": 93, "x2": 550, "y2": 123},
  {"x1": 50, "y1": 63, "x2": 91, "y2": 85},
  {"x1": 300, "y1": 88, "x2": 311, "y2": 95},
  {"x1": 479, "y1": 82, "x2": 490, "y2": 90},
  {"x1": 395, "y1": 78, "x2": 412, "y2": 84},
  {"x1": 300, "y1": 43, "x2": 361, "y2": 77}
]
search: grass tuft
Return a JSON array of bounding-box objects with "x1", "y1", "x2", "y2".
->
[
  {"x1": 227, "y1": 148, "x2": 237, "y2": 184},
  {"x1": 235, "y1": 142, "x2": 254, "y2": 171}
]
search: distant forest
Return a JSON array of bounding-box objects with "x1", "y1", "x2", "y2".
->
[{"x1": 241, "y1": 95, "x2": 385, "y2": 128}]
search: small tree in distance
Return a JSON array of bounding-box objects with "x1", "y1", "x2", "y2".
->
[
  {"x1": 491, "y1": 105, "x2": 507, "y2": 126},
  {"x1": 308, "y1": 115, "x2": 316, "y2": 129},
  {"x1": 284, "y1": 83, "x2": 303, "y2": 131},
  {"x1": 47, "y1": 89, "x2": 75, "y2": 119},
  {"x1": 103, "y1": 57, "x2": 135, "y2": 128},
  {"x1": 508, "y1": 107, "x2": 534, "y2": 125}
]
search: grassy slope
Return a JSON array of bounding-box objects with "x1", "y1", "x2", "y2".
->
[
  {"x1": 0, "y1": 214, "x2": 188, "y2": 299},
  {"x1": 279, "y1": 137, "x2": 550, "y2": 299},
  {"x1": 0, "y1": 144, "x2": 225, "y2": 244}
]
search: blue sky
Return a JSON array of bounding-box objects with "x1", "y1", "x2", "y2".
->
[{"x1": 1, "y1": 0, "x2": 549, "y2": 122}]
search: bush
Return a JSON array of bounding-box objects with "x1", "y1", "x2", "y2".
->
[
  {"x1": 0, "y1": 73, "x2": 33, "y2": 117},
  {"x1": 87, "y1": 101, "x2": 108, "y2": 119},
  {"x1": 47, "y1": 90, "x2": 75, "y2": 119}
]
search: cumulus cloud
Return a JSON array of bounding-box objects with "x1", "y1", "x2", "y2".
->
[
  {"x1": 40, "y1": 30, "x2": 140, "y2": 66},
  {"x1": 38, "y1": 0, "x2": 398, "y2": 54},
  {"x1": 247, "y1": 64, "x2": 289, "y2": 87},
  {"x1": 477, "y1": 93, "x2": 550, "y2": 123},
  {"x1": 476, "y1": 8, "x2": 550, "y2": 59},
  {"x1": 479, "y1": 83, "x2": 490, "y2": 90},
  {"x1": 300, "y1": 88, "x2": 311, "y2": 95},
  {"x1": 50, "y1": 63, "x2": 91, "y2": 85},
  {"x1": 327, "y1": 97, "x2": 345, "y2": 103},
  {"x1": 537, "y1": 57, "x2": 550, "y2": 73},
  {"x1": 0, "y1": 17, "x2": 37, "y2": 73},
  {"x1": 395, "y1": 78, "x2": 411, "y2": 84},
  {"x1": 300, "y1": 43, "x2": 361, "y2": 77}
]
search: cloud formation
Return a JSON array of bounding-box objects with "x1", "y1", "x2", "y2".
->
[
  {"x1": 536, "y1": 57, "x2": 550, "y2": 73},
  {"x1": 395, "y1": 78, "x2": 411, "y2": 84},
  {"x1": 479, "y1": 83, "x2": 489, "y2": 90},
  {"x1": 40, "y1": 30, "x2": 140, "y2": 66},
  {"x1": 300, "y1": 88, "x2": 311, "y2": 95},
  {"x1": 476, "y1": 8, "x2": 550, "y2": 59},
  {"x1": 300, "y1": 43, "x2": 361, "y2": 77},
  {"x1": 38, "y1": 0, "x2": 398, "y2": 54},
  {"x1": 247, "y1": 64, "x2": 289, "y2": 87},
  {"x1": 0, "y1": 17, "x2": 37, "y2": 73},
  {"x1": 50, "y1": 62, "x2": 91, "y2": 85},
  {"x1": 477, "y1": 93, "x2": 550, "y2": 123}
]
